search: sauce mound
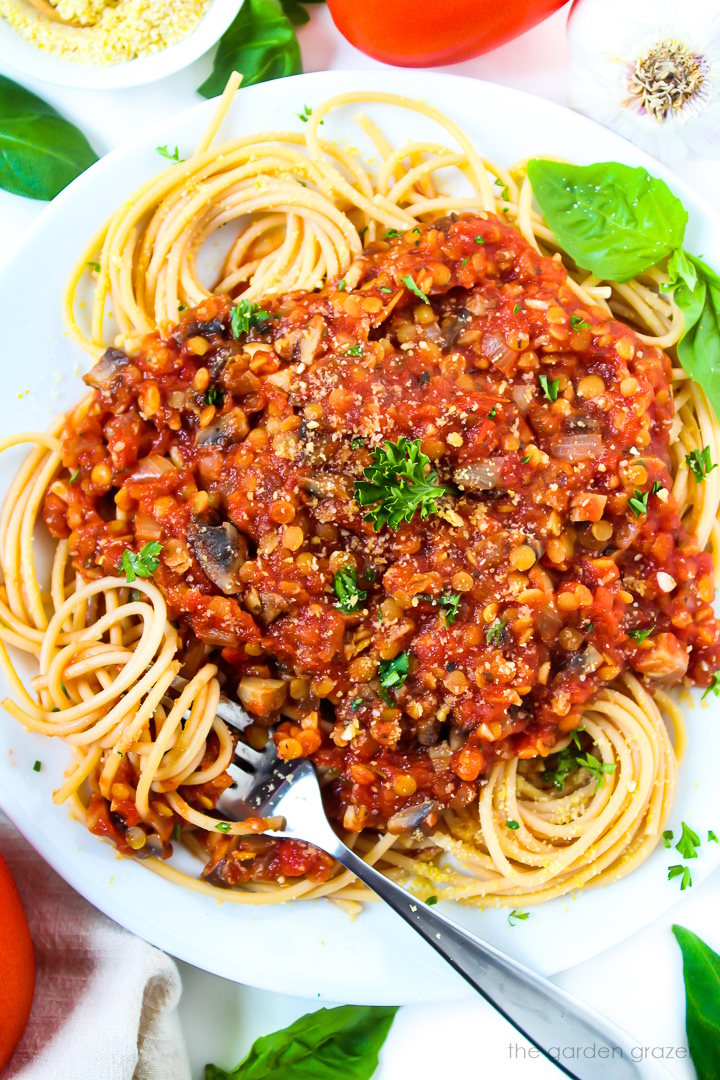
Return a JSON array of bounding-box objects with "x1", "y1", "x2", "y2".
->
[{"x1": 47, "y1": 214, "x2": 720, "y2": 857}]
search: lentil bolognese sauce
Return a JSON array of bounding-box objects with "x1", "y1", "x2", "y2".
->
[{"x1": 2, "y1": 85, "x2": 720, "y2": 908}]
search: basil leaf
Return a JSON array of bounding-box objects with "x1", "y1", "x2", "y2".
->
[
  {"x1": 205, "y1": 1005, "x2": 398, "y2": 1079},
  {"x1": 526, "y1": 159, "x2": 687, "y2": 282},
  {"x1": 672, "y1": 924, "x2": 720, "y2": 1079},
  {"x1": 0, "y1": 75, "x2": 98, "y2": 201},
  {"x1": 281, "y1": 0, "x2": 325, "y2": 25},
  {"x1": 666, "y1": 251, "x2": 720, "y2": 424},
  {"x1": 198, "y1": 0, "x2": 302, "y2": 100}
]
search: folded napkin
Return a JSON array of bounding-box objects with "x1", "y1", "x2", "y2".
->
[{"x1": 0, "y1": 820, "x2": 191, "y2": 1080}]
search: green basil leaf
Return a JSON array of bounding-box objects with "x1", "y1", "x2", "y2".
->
[
  {"x1": 672, "y1": 924, "x2": 720, "y2": 1079},
  {"x1": 198, "y1": 0, "x2": 302, "y2": 100},
  {"x1": 205, "y1": 1004, "x2": 397, "y2": 1079},
  {"x1": 667, "y1": 252, "x2": 720, "y2": 424},
  {"x1": 526, "y1": 159, "x2": 687, "y2": 282},
  {"x1": 281, "y1": 0, "x2": 325, "y2": 25},
  {"x1": 0, "y1": 75, "x2": 98, "y2": 201}
]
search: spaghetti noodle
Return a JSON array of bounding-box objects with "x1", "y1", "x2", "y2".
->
[{"x1": 2, "y1": 85, "x2": 719, "y2": 911}]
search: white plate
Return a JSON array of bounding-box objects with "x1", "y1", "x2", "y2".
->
[
  {"x1": 0, "y1": 0, "x2": 241, "y2": 89},
  {"x1": 1, "y1": 69, "x2": 719, "y2": 1004}
]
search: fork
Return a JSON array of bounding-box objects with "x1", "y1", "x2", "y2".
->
[{"x1": 205, "y1": 692, "x2": 669, "y2": 1080}]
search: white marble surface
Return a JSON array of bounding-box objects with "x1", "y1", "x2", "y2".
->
[{"x1": 1, "y1": 4, "x2": 719, "y2": 1078}]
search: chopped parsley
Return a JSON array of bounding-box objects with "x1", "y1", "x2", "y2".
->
[
  {"x1": 675, "y1": 822, "x2": 701, "y2": 860},
  {"x1": 709, "y1": 830, "x2": 719, "y2": 843},
  {"x1": 538, "y1": 374, "x2": 560, "y2": 402},
  {"x1": 345, "y1": 344, "x2": 364, "y2": 356},
  {"x1": 69, "y1": 468, "x2": 80, "y2": 485},
  {"x1": 574, "y1": 752, "x2": 617, "y2": 789},
  {"x1": 627, "y1": 488, "x2": 651, "y2": 517},
  {"x1": 668, "y1": 864, "x2": 692, "y2": 890},
  {"x1": 172, "y1": 823, "x2": 181, "y2": 841},
  {"x1": 498, "y1": 184, "x2": 509, "y2": 201},
  {"x1": 215, "y1": 821, "x2": 232, "y2": 833},
  {"x1": 365, "y1": 566, "x2": 377, "y2": 582},
  {"x1": 118, "y1": 541, "x2": 162, "y2": 583},
  {"x1": 354, "y1": 437, "x2": 451, "y2": 531},
  {"x1": 297, "y1": 104, "x2": 315, "y2": 122},
  {"x1": 487, "y1": 406, "x2": 497, "y2": 419},
  {"x1": 702, "y1": 671, "x2": 720, "y2": 700},
  {"x1": 425, "y1": 895, "x2": 439, "y2": 906},
  {"x1": 402, "y1": 273, "x2": 429, "y2": 305},
  {"x1": 230, "y1": 298, "x2": 272, "y2": 338},
  {"x1": 542, "y1": 746, "x2": 577, "y2": 791},
  {"x1": 415, "y1": 591, "x2": 462, "y2": 627},
  {"x1": 350, "y1": 436, "x2": 364, "y2": 450},
  {"x1": 521, "y1": 454, "x2": 531, "y2": 464},
  {"x1": 663, "y1": 829, "x2": 674, "y2": 849},
  {"x1": 461, "y1": 257, "x2": 469, "y2": 267},
  {"x1": 686, "y1": 446, "x2": 718, "y2": 483},
  {"x1": 156, "y1": 144, "x2": 183, "y2": 162},
  {"x1": 513, "y1": 303, "x2": 522, "y2": 314},
  {"x1": 204, "y1": 387, "x2": 224, "y2": 407},
  {"x1": 337, "y1": 279, "x2": 346, "y2": 291},
  {"x1": 358, "y1": 225, "x2": 368, "y2": 237},
  {"x1": 333, "y1": 565, "x2": 367, "y2": 614},
  {"x1": 86, "y1": 261, "x2": 101, "y2": 273},
  {"x1": 378, "y1": 651, "x2": 410, "y2": 697},
  {"x1": 384, "y1": 229, "x2": 404, "y2": 239},
  {"x1": 629, "y1": 625, "x2": 654, "y2": 643},
  {"x1": 32, "y1": 760, "x2": 41, "y2": 772},
  {"x1": 485, "y1": 618, "x2": 506, "y2": 647},
  {"x1": 474, "y1": 235, "x2": 484, "y2": 245},
  {"x1": 508, "y1": 909, "x2": 529, "y2": 925},
  {"x1": 505, "y1": 819, "x2": 520, "y2": 830},
  {"x1": 350, "y1": 697, "x2": 363, "y2": 711},
  {"x1": 380, "y1": 286, "x2": 393, "y2": 294},
  {"x1": 570, "y1": 314, "x2": 591, "y2": 331}
]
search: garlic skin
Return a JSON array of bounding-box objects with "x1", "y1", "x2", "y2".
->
[{"x1": 567, "y1": 0, "x2": 720, "y2": 163}]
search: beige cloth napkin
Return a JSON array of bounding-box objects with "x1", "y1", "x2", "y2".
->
[{"x1": 0, "y1": 821, "x2": 191, "y2": 1080}]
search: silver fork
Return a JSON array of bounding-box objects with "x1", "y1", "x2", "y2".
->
[{"x1": 210, "y1": 698, "x2": 669, "y2": 1080}]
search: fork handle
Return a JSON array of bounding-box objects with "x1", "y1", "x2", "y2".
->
[{"x1": 329, "y1": 842, "x2": 668, "y2": 1079}]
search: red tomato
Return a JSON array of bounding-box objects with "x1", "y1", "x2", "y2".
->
[
  {"x1": 0, "y1": 852, "x2": 35, "y2": 1070},
  {"x1": 327, "y1": 0, "x2": 567, "y2": 67}
]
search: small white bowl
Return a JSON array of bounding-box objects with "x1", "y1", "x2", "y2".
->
[{"x1": 0, "y1": 0, "x2": 242, "y2": 89}]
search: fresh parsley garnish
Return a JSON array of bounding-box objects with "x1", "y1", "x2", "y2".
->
[
  {"x1": 350, "y1": 697, "x2": 363, "y2": 711},
  {"x1": 676, "y1": 822, "x2": 702, "y2": 860},
  {"x1": 118, "y1": 541, "x2": 162, "y2": 583},
  {"x1": 402, "y1": 274, "x2": 429, "y2": 305},
  {"x1": 297, "y1": 104, "x2": 316, "y2": 123},
  {"x1": 69, "y1": 467, "x2": 80, "y2": 484},
  {"x1": 354, "y1": 437, "x2": 451, "y2": 531},
  {"x1": 172, "y1": 823, "x2": 181, "y2": 841},
  {"x1": 205, "y1": 387, "x2": 224, "y2": 407},
  {"x1": 380, "y1": 286, "x2": 393, "y2": 294},
  {"x1": 485, "y1": 618, "x2": 506, "y2": 647},
  {"x1": 686, "y1": 446, "x2": 718, "y2": 483},
  {"x1": 574, "y1": 752, "x2": 617, "y2": 790},
  {"x1": 215, "y1": 821, "x2": 232, "y2": 833},
  {"x1": 384, "y1": 229, "x2": 404, "y2": 239},
  {"x1": 508, "y1": 909, "x2": 529, "y2": 925},
  {"x1": 570, "y1": 314, "x2": 590, "y2": 331},
  {"x1": 378, "y1": 652, "x2": 410, "y2": 696},
  {"x1": 542, "y1": 747, "x2": 577, "y2": 791},
  {"x1": 415, "y1": 591, "x2": 462, "y2": 627},
  {"x1": 86, "y1": 260, "x2": 101, "y2": 273},
  {"x1": 474, "y1": 235, "x2": 484, "y2": 245},
  {"x1": 156, "y1": 144, "x2": 183, "y2": 162},
  {"x1": 230, "y1": 298, "x2": 272, "y2": 338},
  {"x1": 350, "y1": 436, "x2": 364, "y2": 450},
  {"x1": 703, "y1": 670, "x2": 720, "y2": 700},
  {"x1": 627, "y1": 488, "x2": 651, "y2": 517},
  {"x1": 32, "y1": 760, "x2": 41, "y2": 772},
  {"x1": 663, "y1": 829, "x2": 674, "y2": 849},
  {"x1": 333, "y1": 565, "x2": 367, "y2": 614},
  {"x1": 506, "y1": 819, "x2": 520, "y2": 830},
  {"x1": 668, "y1": 864, "x2": 693, "y2": 890},
  {"x1": 425, "y1": 895, "x2": 438, "y2": 906},
  {"x1": 629, "y1": 625, "x2": 654, "y2": 643},
  {"x1": 337, "y1": 279, "x2": 346, "y2": 291},
  {"x1": 345, "y1": 345, "x2": 364, "y2": 356},
  {"x1": 709, "y1": 830, "x2": 719, "y2": 843},
  {"x1": 487, "y1": 406, "x2": 497, "y2": 419},
  {"x1": 538, "y1": 374, "x2": 560, "y2": 402},
  {"x1": 513, "y1": 303, "x2": 522, "y2": 314}
]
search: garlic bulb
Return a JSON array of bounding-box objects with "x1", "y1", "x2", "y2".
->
[{"x1": 567, "y1": 0, "x2": 720, "y2": 162}]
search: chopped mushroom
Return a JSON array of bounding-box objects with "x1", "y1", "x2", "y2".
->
[
  {"x1": 189, "y1": 521, "x2": 248, "y2": 594},
  {"x1": 387, "y1": 799, "x2": 438, "y2": 835},
  {"x1": 195, "y1": 408, "x2": 249, "y2": 447},
  {"x1": 237, "y1": 676, "x2": 287, "y2": 716}
]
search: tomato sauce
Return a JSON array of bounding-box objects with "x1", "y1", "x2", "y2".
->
[{"x1": 47, "y1": 214, "x2": 720, "y2": 872}]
